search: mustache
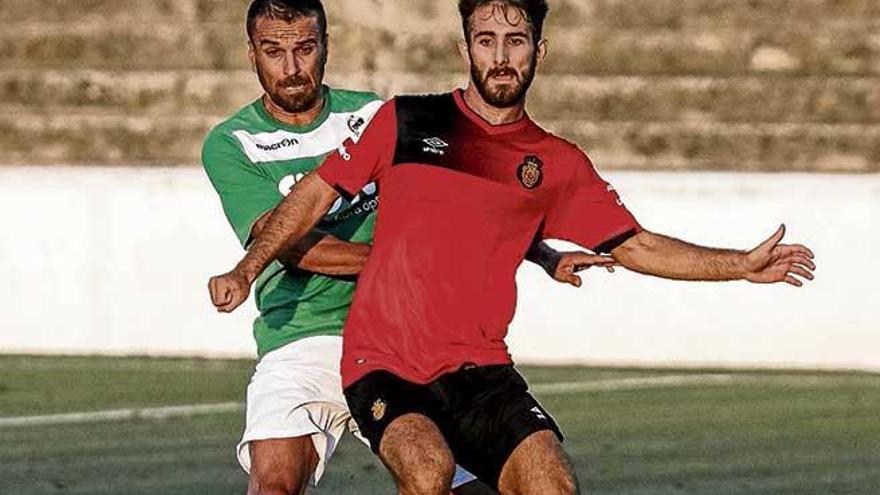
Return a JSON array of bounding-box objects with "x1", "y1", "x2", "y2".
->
[
  {"x1": 277, "y1": 75, "x2": 313, "y2": 89},
  {"x1": 486, "y1": 66, "x2": 520, "y2": 80}
]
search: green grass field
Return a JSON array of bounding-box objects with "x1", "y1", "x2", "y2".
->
[{"x1": 2, "y1": 355, "x2": 879, "y2": 495}]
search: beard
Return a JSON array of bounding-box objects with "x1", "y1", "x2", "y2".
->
[
  {"x1": 470, "y1": 54, "x2": 537, "y2": 108},
  {"x1": 258, "y1": 64, "x2": 325, "y2": 114}
]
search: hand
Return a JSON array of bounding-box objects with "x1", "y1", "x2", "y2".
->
[
  {"x1": 208, "y1": 270, "x2": 252, "y2": 312},
  {"x1": 744, "y1": 224, "x2": 815, "y2": 287},
  {"x1": 553, "y1": 252, "x2": 617, "y2": 288}
]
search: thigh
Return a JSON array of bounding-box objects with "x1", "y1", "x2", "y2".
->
[
  {"x1": 380, "y1": 413, "x2": 456, "y2": 495},
  {"x1": 248, "y1": 437, "x2": 318, "y2": 495},
  {"x1": 345, "y1": 371, "x2": 455, "y2": 495},
  {"x1": 497, "y1": 430, "x2": 578, "y2": 495},
  {"x1": 440, "y1": 366, "x2": 565, "y2": 490},
  {"x1": 238, "y1": 338, "x2": 350, "y2": 484}
]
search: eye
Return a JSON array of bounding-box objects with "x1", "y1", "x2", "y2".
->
[
  {"x1": 265, "y1": 49, "x2": 283, "y2": 58},
  {"x1": 477, "y1": 37, "x2": 493, "y2": 47},
  {"x1": 299, "y1": 44, "x2": 315, "y2": 55},
  {"x1": 509, "y1": 37, "x2": 525, "y2": 46}
]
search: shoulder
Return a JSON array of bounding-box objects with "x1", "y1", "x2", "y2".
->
[
  {"x1": 393, "y1": 92, "x2": 456, "y2": 125},
  {"x1": 539, "y1": 130, "x2": 593, "y2": 164},
  {"x1": 328, "y1": 87, "x2": 383, "y2": 112},
  {"x1": 203, "y1": 101, "x2": 262, "y2": 153},
  {"x1": 202, "y1": 104, "x2": 262, "y2": 169},
  {"x1": 394, "y1": 92, "x2": 454, "y2": 110},
  {"x1": 535, "y1": 132, "x2": 605, "y2": 187}
]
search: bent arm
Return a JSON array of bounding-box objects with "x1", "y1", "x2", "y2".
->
[
  {"x1": 251, "y1": 213, "x2": 370, "y2": 276},
  {"x1": 235, "y1": 173, "x2": 341, "y2": 284},
  {"x1": 611, "y1": 230, "x2": 747, "y2": 281}
]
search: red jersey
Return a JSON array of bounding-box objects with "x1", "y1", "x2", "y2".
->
[{"x1": 317, "y1": 90, "x2": 641, "y2": 387}]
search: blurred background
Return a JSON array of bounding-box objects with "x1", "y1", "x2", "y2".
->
[{"x1": 1, "y1": 1, "x2": 878, "y2": 494}]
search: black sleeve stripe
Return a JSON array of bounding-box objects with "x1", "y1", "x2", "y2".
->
[
  {"x1": 594, "y1": 228, "x2": 638, "y2": 254},
  {"x1": 332, "y1": 184, "x2": 356, "y2": 202}
]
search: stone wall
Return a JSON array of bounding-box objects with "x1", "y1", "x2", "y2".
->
[{"x1": 1, "y1": 0, "x2": 878, "y2": 170}]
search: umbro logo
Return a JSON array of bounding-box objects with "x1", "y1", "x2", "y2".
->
[
  {"x1": 422, "y1": 137, "x2": 448, "y2": 155},
  {"x1": 530, "y1": 406, "x2": 547, "y2": 420}
]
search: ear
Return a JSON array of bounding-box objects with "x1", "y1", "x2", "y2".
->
[
  {"x1": 535, "y1": 38, "x2": 548, "y2": 67},
  {"x1": 457, "y1": 39, "x2": 471, "y2": 67},
  {"x1": 247, "y1": 41, "x2": 256, "y2": 73}
]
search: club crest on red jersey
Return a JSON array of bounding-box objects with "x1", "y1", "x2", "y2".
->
[
  {"x1": 371, "y1": 398, "x2": 386, "y2": 421},
  {"x1": 517, "y1": 155, "x2": 544, "y2": 190}
]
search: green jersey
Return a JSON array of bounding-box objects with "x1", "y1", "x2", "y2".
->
[{"x1": 202, "y1": 86, "x2": 382, "y2": 358}]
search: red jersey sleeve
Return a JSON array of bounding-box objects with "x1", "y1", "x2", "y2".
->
[
  {"x1": 544, "y1": 151, "x2": 642, "y2": 254},
  {"x1": 316, "y1": 99, "x2": 398, "y2": 199}
]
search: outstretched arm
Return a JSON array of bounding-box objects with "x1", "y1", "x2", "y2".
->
[
  {"x1": 209, "y1": 173, "x2": 340, "y2": 312},
  {"x1": 250, "y1": 211, "x2": 370, "y2": 276},
  {"x1": 610, "y1": 224, "x2": 815, "y2": 286}
]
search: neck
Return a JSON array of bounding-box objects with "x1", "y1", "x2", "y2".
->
[
  {"x1": 462, "y1": 84, "x2": 526, "y2": 126},
  {"x1": 261, "y1": 91, "x2": 325, "y2": 127}
]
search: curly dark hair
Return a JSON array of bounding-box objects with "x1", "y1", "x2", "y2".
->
[{"x1": 458, "y1": 0, "x2": 549, "y2": 43}]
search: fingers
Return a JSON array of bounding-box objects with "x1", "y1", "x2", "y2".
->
[
  {"x1": 209, "y1": 274, "x2": 248, "y2": 312},
  {"x1": 568, "y1": 254, "x2": 616, "y2": 274},
  {"x1": 787, "y1": 265, "x2": 814, "y2": 281},
  {"x1": 784, "y1": 275, "x2": 804, "y2": 287},
  {"x1": 563, "y1": 253, "x2": 615, "y2": 267},
  {"x1": 208, "y1": 276, "x2": 231, "y2": 307},
  {"x1": 781, "y1": 243, "x2": 815, "y2": 260},
  {"x1": 217, "y1": 296, "x2": 244, "y2": 313},
  {"x1": 782, "y1": 254, "x2": 816, "y2": 271},
  {"x1": 758, "y1": 224, "x2": 786, "y2": 252},
  {"x1": 573, "y1": 261, "x2": 617, "y2": 273},
  {"x1": 558, "y1": 271, "x2": 582, "y2": 288},
  {"x1": 563, "y1": 274, "x2": 583, "y2": 287}
]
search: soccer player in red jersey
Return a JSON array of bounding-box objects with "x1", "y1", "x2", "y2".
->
[{"x1": 209, "y1": 1, "x2": 816, "y2": 493}]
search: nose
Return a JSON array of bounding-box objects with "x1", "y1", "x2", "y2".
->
[
  {"x1": 282, "y1": 51, "x2": 300, "y2": 76},
  {"x1": 493, "y1": 38, "x2": 509, "y2": 66}
]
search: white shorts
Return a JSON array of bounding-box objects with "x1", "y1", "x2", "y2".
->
[{"x1": 237, "y1": 335, "x2": 476, "y2": 488}]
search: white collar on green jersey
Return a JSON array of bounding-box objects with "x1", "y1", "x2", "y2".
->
[{"x1": 233, "y1": 96, "x2": 383, "y2": 164}]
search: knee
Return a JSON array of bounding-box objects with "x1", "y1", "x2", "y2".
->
[
  {"x1": 397, "y1": 453, "x2": 455, "y2": 495},
  {"x1": 555, "y1": 472, "x2": 579, "y2": 495},
  {"x1": 248, "y1": 469, "x2": 309, "y2": 495}
]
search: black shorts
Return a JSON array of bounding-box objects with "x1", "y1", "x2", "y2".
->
[{"x1": 344, "y1": 365, "x2": 563, "y2": 488}]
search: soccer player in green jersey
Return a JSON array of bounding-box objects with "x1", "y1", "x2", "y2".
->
[{"x1": 201, "y1": 1, "x2": 607, "y2": 493}]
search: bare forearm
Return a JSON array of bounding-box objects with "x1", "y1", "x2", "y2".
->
[
  {"x1": 612, "y1": 231, "x2": 748, "y2": 281},
  {"x1": 278, "y1": 232, "x2": 370, "y2": 276},
  {"x1": 236, "y1": 174, "x2": 337, "y2": 282},
  {"x1": 252, "y1": 213, "x2": 370, "y2": 276}
]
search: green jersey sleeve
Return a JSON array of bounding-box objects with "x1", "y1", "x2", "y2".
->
[{"x1": 202, "y1": 129, "x2": 282, "y2": 247}]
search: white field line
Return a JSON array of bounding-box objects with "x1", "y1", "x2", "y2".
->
[
  {"x1": 2, "y1": 373, "x2": 874, "y2": 428},
  {"x1": 530, "y1": 373, "x2": 879, "y2": 394},
  {"x1": 0, "y1": 402, "x2": 243, "y2": 428},
  {"x1": 531, "y1": 374, "x2": 738, "y2": 394}
]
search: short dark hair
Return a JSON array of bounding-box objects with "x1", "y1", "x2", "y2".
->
[
  {"x1": 246, "y1": 0, "x2": 328, "y2": 41},
  {"x1": 458, "y1": 0, "x2": 549, "y2": 43}
]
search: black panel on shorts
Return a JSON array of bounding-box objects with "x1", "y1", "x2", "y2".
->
[{"x1": 344, "y1": 365, "x2": 563, "y2": 489}]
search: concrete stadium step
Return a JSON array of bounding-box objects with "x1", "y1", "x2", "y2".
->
[
  {"x1": 2, "y1": 113, "x2": 875, "y2": 172},
  {"x1": 2, "y1": 23, "x2": 877, "y2": 75},
  {"x1": 558, "y1": 120, "x2": 879, "y2": 172},
  {"x1": 3, "y1": 70, "x2": 877, "y2": 125},
  {"x1": 0, "y1": 114, "x2": 215, "y2": 164},
  {"x1": 3, "y1": 0, "x2": 877, "y2": 30}
]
